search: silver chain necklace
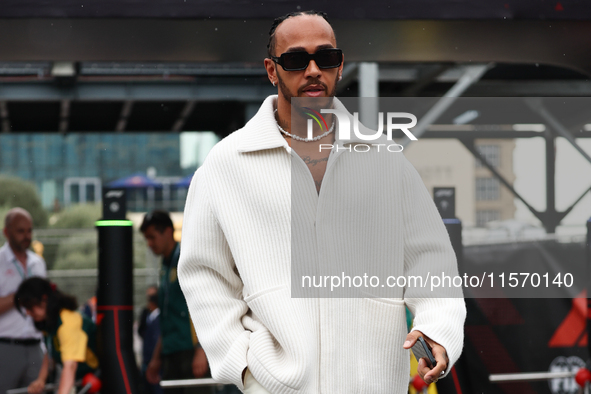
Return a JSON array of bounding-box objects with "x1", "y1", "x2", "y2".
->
[{"x1": 274, "y1": 109, "x2": 335, "y2": 142}]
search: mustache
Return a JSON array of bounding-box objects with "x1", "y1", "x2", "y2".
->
[{"x1": 299, "y1": 80, "x2": 327, "y2": 93}]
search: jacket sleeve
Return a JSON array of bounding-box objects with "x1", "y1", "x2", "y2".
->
[
  {"x1": 400, "y1": 157, "x2": 466, "y2": 378},
  {"x1": 177, "y1": 166, "x2": 249, "y2": 390}
]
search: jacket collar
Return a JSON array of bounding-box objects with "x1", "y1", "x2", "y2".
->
[
  {"x1": 237, "y1": 95, "x2": 288, "y2": 153},
  {"x1": 236, "y1": 95, "x2": 378, "y2": 153}
]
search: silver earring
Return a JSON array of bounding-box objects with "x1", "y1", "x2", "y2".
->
[
  {"x1": 338, "y1": 75, "x2": 342, "y2": 81},
  {"x1": 272, "y1": 81, "x2": 276, "y2": 87}
]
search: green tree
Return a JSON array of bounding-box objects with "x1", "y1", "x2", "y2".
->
[
  {"x1": 50, "y1": 204, "x2": 101, "y2": 269},
  {"x1": 50, "y1": 203, "x2": 146, "y2": 270},
  {"x1": 52, "y1": 231, "x2": 98, "y2": 270},
  {"x1": 0, "y1": 176, "x2": 48, "y2": 228},
  {"x1": 50, "y1": 204, "x2": 102, "y2": 229},
  {"x1": 52, "y1": 229, "x2": 147, "y2": 270}
]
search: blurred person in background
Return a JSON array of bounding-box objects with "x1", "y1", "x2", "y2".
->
[
  {"x1": 138, "y1": 285, "x2": 159, "y2": 340},
  {"x1": 138, "y1": 285, "x2": 162, "y2": 394},
  {"x1": 0, "y1": 208, "x2": 48, "y2": 394},
  {"x1": 15, "y1": 277, "x2": 99, "y2": 394},
  {"x1": 141, "y1": 210, "x2": 212, "y2": 394},
  {"x1": 81, "y1": 291, "x2": 97, "y2": 323}
]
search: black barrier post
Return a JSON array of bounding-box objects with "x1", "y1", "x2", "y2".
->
[
  {"x1": 96, "y1": 188, "x2": 139, "y2": 394},
  {"x1": 438, "y1": 218, "x2": 469, "y2": 394},
  {"x1": 444, "y1": 218, "x2": 464, "y2": 272},
  {"x1": 434, "y1": 188, "x2": 463, "y2": 270},
  {"x1": 434, "y1": 187, "x2": 470, "y2": 393}
]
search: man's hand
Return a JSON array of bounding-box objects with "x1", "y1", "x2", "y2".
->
[
  {"x1": 29, "y1": 353, "x2": 49, "y2": 394},
  {"x1": 192, "y1": 347, "x2": 209, "y2": 378},
  {"x1": 403, "y1": 330, "x2": 449, "y2": 385},
  {"x1": 146, "y1": 358, "x2": 162, "y2": 384},
  {"x1": 27, "y1": 378, "x2": 45, "y2": 394}
]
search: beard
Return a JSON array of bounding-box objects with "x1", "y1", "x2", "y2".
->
[
  {"x1": 277, "y1": 72, "x2": 339, "y2": 101},
  {"x1": 277, "y1": 71, "x2": 339, "y2": 117},
  {"x1": 9, "y1": 238, "x2": 30, "y2": 253}
]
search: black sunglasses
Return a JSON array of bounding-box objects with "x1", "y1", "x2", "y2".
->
[{"x1": 271, "y1": 48, "x2": 343, "y2": 71}]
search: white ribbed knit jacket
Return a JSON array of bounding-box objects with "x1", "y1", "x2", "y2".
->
[{"x1": 178, "y1": 95, "x2": 466, "y2": 394}]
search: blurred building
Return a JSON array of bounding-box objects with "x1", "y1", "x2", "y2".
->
[
  {"x1": 474, "y1": 139, "x2": 517, "y2": 227},
  {"x1": 0, "y1": 133, "x2": 194, "y2": 211},
  {"x1": 404, "y1": 139, "x2": 516, "y2": 228}
]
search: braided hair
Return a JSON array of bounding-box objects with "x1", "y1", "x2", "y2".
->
[{"x1": 267, "y1": 10, "x2": 332, "y2": 58}]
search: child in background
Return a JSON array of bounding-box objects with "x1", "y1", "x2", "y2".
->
[{"x1": 15, "y1": 277, "x2": 99, "y2": 394}]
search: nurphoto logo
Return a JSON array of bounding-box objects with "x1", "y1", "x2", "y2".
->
[
  {"x1": 303, "y1": 107, "x2": 330, "y2": 140},
  {"x1": 312, "y1": 109, "x2": 419, "y2": 153}
]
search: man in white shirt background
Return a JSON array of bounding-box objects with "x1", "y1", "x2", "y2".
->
[{"x1": 0, "y1": 207, "x2": 48, "y2": 394}]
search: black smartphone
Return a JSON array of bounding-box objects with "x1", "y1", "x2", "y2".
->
[{"x1": 411, "y1": 336, "x2": 437, "y2": 368}]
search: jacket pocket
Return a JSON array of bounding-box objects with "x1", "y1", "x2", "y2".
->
[
  {"x1": 359, "y1": 298, "x2": 410, "y2": 394},
  {"x1": 365, "y1": 297, "x2": 405, "y2": 307},
  {"x1": 244, "y1": 285, "x2": 287, "y2": 304},
  {"x1": 245, "y1": 285, "x2": 315, "y2": 393}
]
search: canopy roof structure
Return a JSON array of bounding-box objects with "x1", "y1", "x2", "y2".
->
[
  {"x1": 175, "y1": 174, "x2": 193, "y2": 188},
  {"x1": 0, "y1": 0, "x2": 590, "y2": 73},
  {"x1": 1, "y1": 0, "x2": 590, "y2": 136},
  {"x1": 0, "y1": 0, "x2": 587, "y2": 20},
  {"x1": 106, "y1": 173, "x2": 162, "y2": 188}
]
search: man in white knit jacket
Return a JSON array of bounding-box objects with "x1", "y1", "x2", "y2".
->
[{"x1": 178, "y1": 11, "x2": 466, "y2": 394}]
